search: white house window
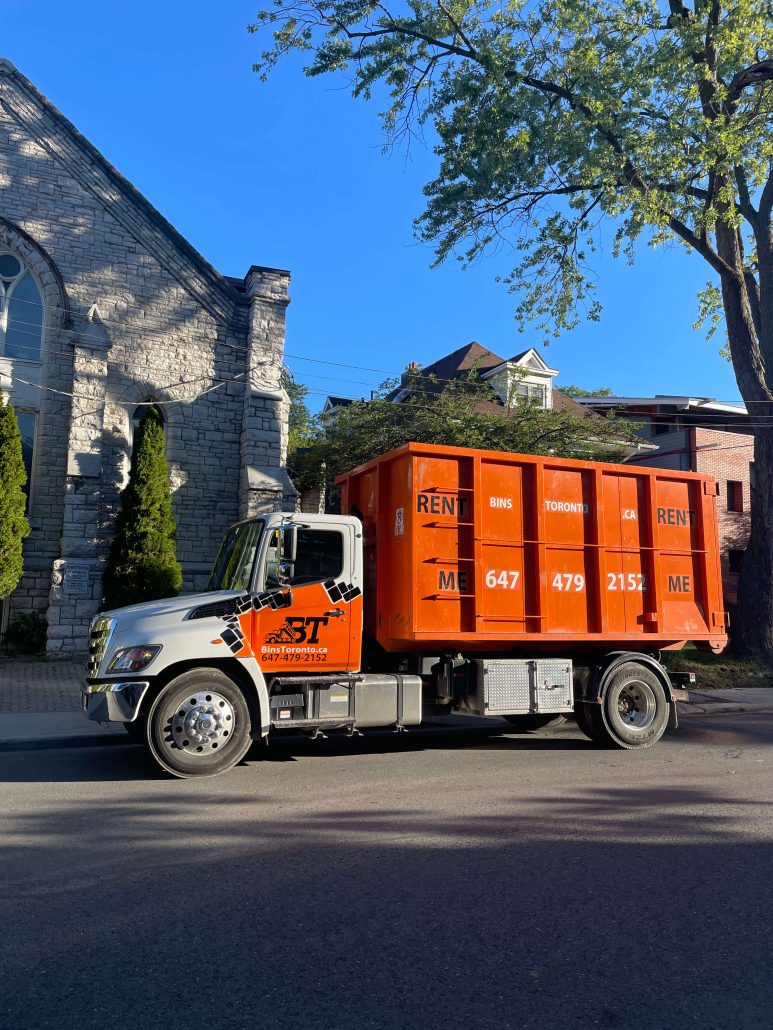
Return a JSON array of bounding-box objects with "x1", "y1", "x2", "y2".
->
[
  {"x1": 516, "y1": 382, "x2": 547, "y2": 407},
  {"x1": 0, "y1": 253, "x2": 43, "y2": 362}
]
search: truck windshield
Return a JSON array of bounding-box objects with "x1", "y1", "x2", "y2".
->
[{"x1": 208, "y1": 520, "x2": 264, "y2": 592}]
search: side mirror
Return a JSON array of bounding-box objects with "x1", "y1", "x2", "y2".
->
[
  {"x1": 281, "y1": 525, "x2": 297, "y2": 563},
  {"x1": 277, "y1": 526, "x2": 297, "y2": 592}
]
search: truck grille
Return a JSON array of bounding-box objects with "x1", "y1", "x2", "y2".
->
[{"x1": 87, "y1": 616, "x2": 115, "y2": 679}]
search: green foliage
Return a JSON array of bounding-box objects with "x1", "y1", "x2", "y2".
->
[
  {"x1": 283, "y1": 366, "x2": 315, "y2": 454},
  {"x1": 102, "y1": 407, "x2": 182, "y2": 610},
  {"x1": 0, "y1": 400, "x2": 30, "y2": 600},
  {"x1": 5, "y1": 611, "x2": 46, "y2": 654},
  {"x1": 291, "y1": 371, "x2": 639, "y2": 486},
  {"x1": 250, "y1": 0, "x2": 772, "y2": 347},
  {"x1": 557, "y1": 385, "x2": 614, "y2": 398}
]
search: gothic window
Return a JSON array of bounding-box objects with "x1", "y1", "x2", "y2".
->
[
  {"x1": 15, "y1": 409, "x2": 36, "y2": 507},
  {"x1": 131, "y1": 403, "x2": 166, "y2": 453},
  {"x1": 0, "y1": 253, "x2": 43, "y2": 362}
]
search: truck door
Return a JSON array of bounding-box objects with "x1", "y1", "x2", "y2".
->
[{"x1": 255, "y1": 523, "x2": 360, "y2": 673}]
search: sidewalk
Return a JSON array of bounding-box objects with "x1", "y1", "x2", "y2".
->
[
  {"x1": 1, "y1": 657, "x2": 772, "y2": 750},
  {"x1": 0, "y1": 656, "x2": 126, "y2": 749}
]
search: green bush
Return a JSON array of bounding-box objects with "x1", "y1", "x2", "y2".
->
[
  {"x1": 5, "y1": 611, "x2": 46, "y2": 654},
  {"x1": 0, "y1": 400, "x2": 31, "y2": 600},
  {"x1": 102, "y1": 406, "x2": 182, "y2": 610}
]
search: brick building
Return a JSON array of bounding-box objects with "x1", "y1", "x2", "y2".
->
[
  {"x1": 0, "y1": 59, "x2": 295, "y2": 653},
  {"x1": 577, "y1": 395, "x2": 753, "y2": 610}
]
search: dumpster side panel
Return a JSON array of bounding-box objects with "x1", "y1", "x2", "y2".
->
[{"x1": 337, "y1": 443, "x2": 727, "y2": 654}]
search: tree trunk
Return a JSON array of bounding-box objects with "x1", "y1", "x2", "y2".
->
[
  {"x1": 711, "y1": 207, "x2": 773, "y2": 659},
  {"x1": 735, "y1": 420, "x2": 773, "y2": 661}
]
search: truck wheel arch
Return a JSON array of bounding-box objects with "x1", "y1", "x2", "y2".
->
[
  {"x1": 137, "y1": 658, "x2": 267, "y2": 738},
  {"x1": 572, "y1": 652, "x2": 674, "y2": 703},
  {"x1": 583, "y1": 652, "x2": 675, "y2": 748}
]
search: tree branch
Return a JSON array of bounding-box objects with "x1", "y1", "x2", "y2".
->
[
  {"x1": 760, "y1": 163, "x2": 773, "y2": 223},
  {"x1": 727, "y1": 61, "x2": 773, "y2": 110},
  {"x1": 436, "y1": 1, "x2": 476, "y2": 56},
  {"x1": 735, "y1": 165, "x2": 759, "y2": 224}
]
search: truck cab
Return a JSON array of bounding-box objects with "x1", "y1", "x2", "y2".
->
[{"x1": 84, "y1": 513, "x2": 374, "y2": 775}]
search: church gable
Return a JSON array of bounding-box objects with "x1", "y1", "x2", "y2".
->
[{"x1": 0, "y1": 59, "x2": 237, "y2": 322}]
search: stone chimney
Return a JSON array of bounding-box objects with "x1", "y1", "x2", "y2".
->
[
  {"x1": 239, "y1": 265, "x2": 297, "y2": 518},
  {"x1": 401, "y1": 361, "x2": 422, "y2": 387}
]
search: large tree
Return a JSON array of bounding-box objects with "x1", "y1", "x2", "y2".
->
[
  {"x1": 102, "y1": 407, "x2": 182, "y2": 610},
  {"x1": 0, "y1": 400, "x2": 30, "y2": 601},
  {"x1": 251, "y1": 0, "x2": 773, "y2": 656}
]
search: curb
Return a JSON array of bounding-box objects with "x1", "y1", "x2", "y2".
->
[{"x1": 678, "y1": 704, "x2": 773, "y2": 717}]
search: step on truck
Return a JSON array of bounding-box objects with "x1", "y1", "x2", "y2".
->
[{"x1": 83, "y1": 443, "x2": 727, "y2": 777}]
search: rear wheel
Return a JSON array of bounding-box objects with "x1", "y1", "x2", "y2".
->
[
  {"x1": 502, "y1": 714, "x2": 559, "y2": 732},
  {"x1": 588, "y1": 662, "x2": 669, "y2": 749},
  {"x1": 145, "y1": 669, "x2": 253, "y2": 778}
]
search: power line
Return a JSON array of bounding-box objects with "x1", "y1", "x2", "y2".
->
[{"x1": 6, "y1": 293, "x2": 765, "y2": 417}]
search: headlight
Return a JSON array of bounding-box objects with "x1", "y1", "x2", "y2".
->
[{"x1": 107, "y1": 646, "x2": 161, "y2": 673}]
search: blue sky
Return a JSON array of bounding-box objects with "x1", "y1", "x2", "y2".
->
[{"x1": 3, "y1": 0, "x2": 743, "y2": 410}]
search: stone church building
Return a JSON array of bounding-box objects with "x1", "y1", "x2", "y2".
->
[{"x1": 0, "y1": 59, "x2": 295, "y2": 653}]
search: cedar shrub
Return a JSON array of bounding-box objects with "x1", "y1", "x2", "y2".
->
[
  {"x1": 0, "y1": 400, "x2": 31, "y2": 600},
  {"x1": 102, "y1": 406, "x2": 182, "y2": 610}
]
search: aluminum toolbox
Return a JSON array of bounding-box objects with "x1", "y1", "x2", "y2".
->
[{"x1": 474, "y1": 658, "x2": 573, "y2": 715}]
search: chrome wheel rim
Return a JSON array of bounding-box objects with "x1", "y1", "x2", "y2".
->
[
  {"x1": 169, "y1": 691, "x2": 235, "y2": 755},
  {"x1": 615, "y1": 680, "x2": 656, "y2": 732}
]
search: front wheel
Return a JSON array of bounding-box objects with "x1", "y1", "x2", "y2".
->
[
  {"x1": 587, "y1": 662, "x2": 669, "y2": 749},
  {"x1": 145, "y1": 669, "x2": 254, "y2": 778}
]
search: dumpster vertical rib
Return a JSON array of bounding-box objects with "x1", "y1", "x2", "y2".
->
[
  {"x1": 698, "y1": 477, "x2": 724, "y2": 636},
  {"x1": 533, "y1": 461, "x2": 548, "y2": 631},
  {"x1": 693, "y1": 477, "x2": 708, "y2": 625},
  {"x1": 376, "y1": 454, "x2": 390, "y2": 639},
  {"x1": 592, "y1": 468, "x2": 609, "y2": 634},
  {"x1": 643, "y1": 474, "x2": 662, "y2": 632},
  {"x1": 472, "y1": 452, "x2": 483, "y2": 633}
]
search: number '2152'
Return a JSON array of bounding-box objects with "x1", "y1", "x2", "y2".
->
[{"x1": 608, "y1": 573, "x2": 645, "y2": 591}]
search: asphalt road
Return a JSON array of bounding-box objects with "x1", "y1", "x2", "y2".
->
[{"x1": 2, "y1": 714, "x2": 773, "y2": 1030}]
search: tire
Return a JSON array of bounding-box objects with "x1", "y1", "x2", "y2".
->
[
  {"x1": 588, "y1": 661, "x2": 669, "y2": 749},
  {"x1": 572, "y1": 702, "x2": 605, "y2": 743},
  {"x1": 145, "y1": 669, "x2": 254, "y2": 778},
  {"x1": 502, "y1": 714, "x2": 559, "y2": 732}
]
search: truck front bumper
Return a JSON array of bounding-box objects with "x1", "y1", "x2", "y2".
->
[{"x1": 82, "y1": 681, "x2": 151, "y2": 723}]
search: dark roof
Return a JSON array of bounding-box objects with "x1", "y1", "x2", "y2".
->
[
  {"x1": 421, "y1": 342, "x2": 506, "y2": 383},
  {"x1": 324, "y1": 396, "x2": 356, "y2": 408},
  {"x1": 553, "y1": 391, "x2": 596, "y2": 418}
]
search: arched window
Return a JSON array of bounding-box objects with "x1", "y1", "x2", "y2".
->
[
  {"x1": 131, "y1": 403, "x2": 166, "y2": 454},
  {"x1": 0, "y1": 252, "x2": 43, "y2": 362}
]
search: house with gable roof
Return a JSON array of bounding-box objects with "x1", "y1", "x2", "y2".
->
[
  {"x1": 0, "y1": 59, "x2": 295, "y2": 652},
  {"x1": 390, "y1": 342, "x2": 568, "y2": 412}
]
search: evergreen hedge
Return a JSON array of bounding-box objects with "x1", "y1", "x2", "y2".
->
[
  {"x1": 102, "y1": 406, "x2": 182, "y2": 610},
  {"x1": 0, "y1": 400, "x2": 31, "y2": 600}
]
